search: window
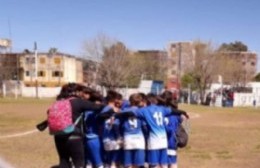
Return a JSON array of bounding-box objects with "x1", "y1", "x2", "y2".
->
[
  {"x1": 54, "y1": 57, "x2": 61, "y2": 64},
  {"x1": 25, "y1": 71, "x2": 30, "y2": 76},
  {"x1": 171, "y1": 44, "x2": 176, "y2": 48},
  {"x1": 171, "y1": 60, "x2": 176, "y2": 65},
  {"x1": 52, "y1": 71, "x2": 63, "y2": 77},
  {"x1": 38, "y1": 71, "x2": 46, "y2": 77},
  {"x1": 26, "y1": 57, "x2": 35, "y2": 64},
  {"x1": 40, "y1": 57, "x2": 46, "y2": 64},
  {"x1": 26, "y1": 57, "x2": 30, "y2": 64}
]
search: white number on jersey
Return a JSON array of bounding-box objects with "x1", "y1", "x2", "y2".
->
[
  {"x1": 128, "y1": 118, "x2": 138, "y2": 129},
  {"x1": 153, "y1": 111, "x2": 163, "y2": 126}
]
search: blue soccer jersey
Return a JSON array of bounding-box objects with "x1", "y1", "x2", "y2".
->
[
  {"x1": 121, "y1": 99, "x2": 130, "y2": 110},
  {"x1": 164, "y1": 115, "x2": 182, "y2": 150},
  {"x1": 135, "y1": 104, "x2": 172, "y2": 150},
  {"x1": 101, "y1": 106, "x2": 121, "y2": 151},
  {"x1": 164, "y1": 115, "x2": 181, "y2": 164},
  {"x1": 84, "y1": 111, "x2": 99, "y2": 139},
  {"x1": 121, "y1": 106, "x2": 145, "y2": 150}
]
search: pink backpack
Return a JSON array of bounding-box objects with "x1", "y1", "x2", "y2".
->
[{"x1": 47, "y1": 98, "x2": 74, "y2": 135}]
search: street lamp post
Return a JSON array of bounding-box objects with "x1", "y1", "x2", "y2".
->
[{"x1": 34, "y1": 42, "x2": 39, "y2": 98}]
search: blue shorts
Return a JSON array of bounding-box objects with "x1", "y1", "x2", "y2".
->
[
  {"x1": 124, "y1": 149, "x2": 145, "y2": 166},
  {"x1": 147, "y1": 149, "x2": 168, "y2": 166},
  {"x1": 85, "y1": 137, "x2": 103, "y2": 167},
  {"x1": 103, "y1": 150, "x2": 122, "y2": 165},
  {"x1": 168, "y1": 155, "x2": 177, "y2": 164}
]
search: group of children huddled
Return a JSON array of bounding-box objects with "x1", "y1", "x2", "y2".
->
[{"x1": 50, "y1": 83, "x2": 189, "y2": 168}]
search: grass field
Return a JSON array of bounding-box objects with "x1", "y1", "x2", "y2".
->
[{"x1": 1, "y1": 98, "x2": 260, "y2": 168}]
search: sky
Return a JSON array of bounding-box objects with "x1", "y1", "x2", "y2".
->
[{"x1": 0, "y1": 0, "x2": 259, "y2": 69}]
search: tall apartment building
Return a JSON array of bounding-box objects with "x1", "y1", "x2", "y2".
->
[
  {"x1": 167, "y1": 41, "x2": 258, "y2": 88},
  {"x1": 167, "y1": 42, "x2": 196, "y2": 89}
]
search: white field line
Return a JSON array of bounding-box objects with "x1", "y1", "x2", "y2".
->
[
  {"x1": 0, "y1": 157, "x2": 14, "y2": 168},
  {"x1": 0, "y1": 112, "x2": 200, "y2": 139},
  {"x1": 0, "y1": 129, "x2": 38, "y2": 139},
  {"x1": 189, "y1": 112, "x2": 201, "y2": 119}
]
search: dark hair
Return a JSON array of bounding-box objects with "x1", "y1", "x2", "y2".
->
[
  {"x1": 139, "y1": 92, "x2": 147, "y2": 103},
  {"x1": 146, "y1": 93, "x2": 158, "y2": 105},
  {"x1": 129, "y1": 93, "x2": 142, "y2": 106},
  {"x1": 89, "y1": 91, "x2": 104, "y2": 102},
  {"x1": 105, "y1": 90, "x2": 120, "y2": 103},
  {"x1": 56, "y1": 83, "x2": 79, "y2": 100},
  {"x1": 81, "y1": 85, "x2": 94, "y2": 95},
  {"x1": 117, "y1": 92, "x2": 123, "y2": 99},
  {"x1": 160, "y1": 90, "x2": 178, "y2": 109}
]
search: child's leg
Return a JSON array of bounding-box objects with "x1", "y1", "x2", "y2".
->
[
  {"x1": 169, "y1": 163, "x2": 177, "y2": 168},
  {"x1": 167, "y1": 153, "x2": 177, "y2": 168},
  {"x1": 86, "y1": 138, "x2": 103, "y2": 168}
]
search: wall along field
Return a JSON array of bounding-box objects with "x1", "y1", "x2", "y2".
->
[{"x1": 0, "y1": 98, "x2": 260, "y2": 168}]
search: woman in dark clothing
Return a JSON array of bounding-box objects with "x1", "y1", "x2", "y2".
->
[{"x1": 53, "y1": 83, "x2": 104, "y2": 168}]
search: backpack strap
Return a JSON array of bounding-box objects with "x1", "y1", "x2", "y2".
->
[
  {"x1": 74, "y1": 113, "x2": 83, "y2": 126},
  {"x1": 182, "y1": 118, "x2": 190, "y2": 134}
]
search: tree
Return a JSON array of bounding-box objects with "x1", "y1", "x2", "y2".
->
[
  {"x1": 124, "y1": 53, "x2": 145, "y2": 87},
  {"x1": 82, "y1": 34, "x2": 115, "y2": 86},
  {"x1": 190, "y1": 41, "x2": 218, "y2": 104},
  {"x1": 215, "y1": 53, "x2": 245, "y2": 85},
  {"x1": 23, "y1": 49, "x2": 31, "y2": 54},
  {"x1": 82, "y1": 34, "x2": 168, "y2": 89},
  {"x1": 126, "y1": 51, "x2": 168, "y2": 87},
  {"x1": 48, "y1": 47, "x2": 58, "y2": 54},
  {"x1": 97, "y1": 42, "x2": 133, "y2": 89},
  {"x1": 218, "y1": 41, "x2": 248, "y2": 52},
  {"x1": 181, "y1": 73, "x2": 195, "y2": 90},
  {"x1": 82, "y1": 33, "x2": 114, "y2": 62}
]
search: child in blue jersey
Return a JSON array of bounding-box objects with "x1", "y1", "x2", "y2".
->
[
  {"x1": 120, "y1": 93, "x2": 146, "y2": 168},
  {"x1": 135, "y1": 93, "x2": 188, "y2": 168},
  {"x1": 84, "y1": 111, "x2": 104, "y2": 168},
  {"x1": 160, "y1": 91, "x2": 187, "y2": 168},
  {"x1": 100, "y1": 90, "x2": 123, "y2": 168},
  {"x1": 164, "y1": 115, "x2": 181, "y2": 168},
  {"x1": 83, "y1": 91, "x2": 104, "y2": 168},
  {"x1": 134, "y1": 93, "x2": 172, "y2": 168}
]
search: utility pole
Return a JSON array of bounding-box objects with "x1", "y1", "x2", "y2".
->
[
  {"x1": 34, "y1": 42, "x2": 39, "y2": 98},
  {"x1": 178, "y1": 43, "x2": 182, "y2": 102}
]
